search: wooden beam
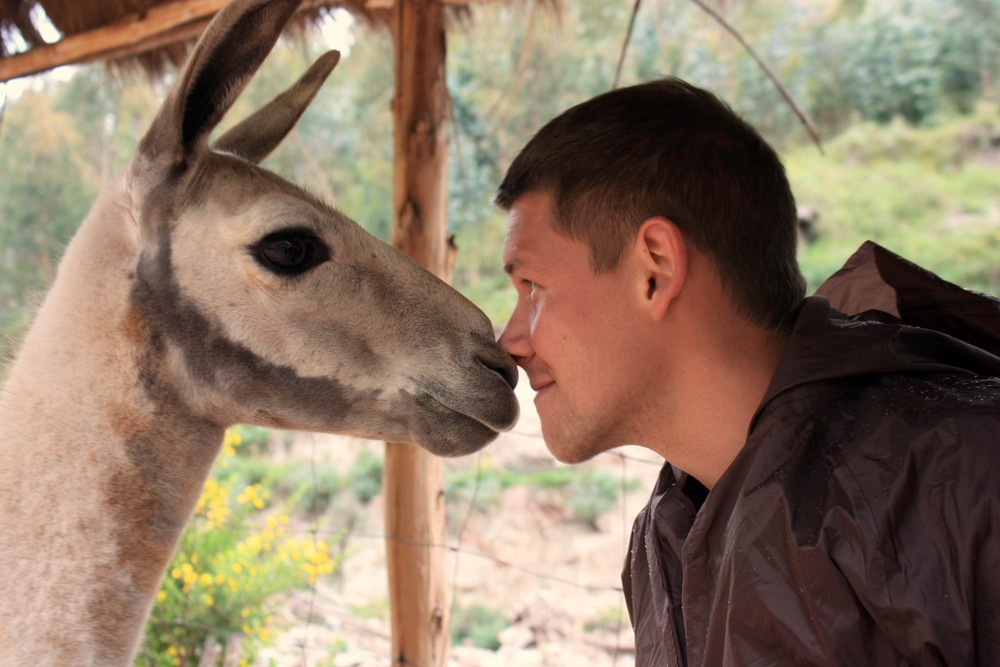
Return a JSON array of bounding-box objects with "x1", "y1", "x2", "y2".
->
[
  {"x1": 0, "y1": 0, "x2": 501, "y2": 83},
  {"x1": 1, "y1": 0, "x2": 221, "y2": 82},
  {"x1": 383, "y1": 0, "x2": 452, "y2": 665},
  {"x1": 0, "y1": 0, "x2": 331, "y2": 82}
]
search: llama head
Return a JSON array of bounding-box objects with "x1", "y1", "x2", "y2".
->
[{"x1": 121, "y1": 0, "x2": 518, "y2": 456}]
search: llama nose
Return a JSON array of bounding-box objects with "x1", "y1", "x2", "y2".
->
[{"x1": 476, "y1": 347, "x2": 519, "y2": 391}]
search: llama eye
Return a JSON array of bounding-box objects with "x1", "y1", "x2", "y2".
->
[{"x1": 254, "y1": 230, "x2": 330, "y2": 275}]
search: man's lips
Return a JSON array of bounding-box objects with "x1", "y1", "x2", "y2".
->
[{"x1": 530, "y1": 379, "x2": 555, "y2": 392}]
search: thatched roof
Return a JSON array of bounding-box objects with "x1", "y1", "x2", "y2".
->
[{"x1": 0, "y1": 0, "x2": 507, "y2": 82}]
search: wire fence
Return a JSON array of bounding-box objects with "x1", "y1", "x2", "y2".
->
[{"x1": 147, "y1": 412, "x2": 666, "y2": 667}]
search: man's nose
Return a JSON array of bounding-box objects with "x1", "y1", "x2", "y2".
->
[{"x1": 497, "y1": 301, "x2": 531, "y2": 365}]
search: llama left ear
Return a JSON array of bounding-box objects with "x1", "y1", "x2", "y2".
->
[
  {"x1": 137, "y1": 0, "x2": 303, "y2": 162},
  {"x1": 212, "y1": 50, "x2": 341, "y2": 164}
]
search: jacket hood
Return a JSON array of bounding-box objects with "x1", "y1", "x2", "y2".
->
[{"x1": 758, "y1": 242, "x2": 1000, "y2": 414}]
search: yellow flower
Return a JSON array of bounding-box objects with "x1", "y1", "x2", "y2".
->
[
  {"x1": 200, "y1": 573, "x2": 213, "y2": 587},
  {"x1": 232, "y1": 563, "x2": 243, "y2": 574},
  {"x1": 171, "y1": 568, "x2": 182, "y2": 580},
  {"x1": 157, "y1": 590, "x2": 167, "y2": 603}
]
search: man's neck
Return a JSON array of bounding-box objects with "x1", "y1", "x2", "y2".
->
[{"x1": 650, "y1": 309, "x2": 789, "y2": 490}]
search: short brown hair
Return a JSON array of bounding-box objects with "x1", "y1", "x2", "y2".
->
[{"x1": 496, "y1": 77, "x2": 805, "y2": 332}]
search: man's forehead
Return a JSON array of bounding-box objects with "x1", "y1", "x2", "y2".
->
[
  {"x1": 502, "y1": 213, "x2": 542, "y2": 275},
  {"x1": 501, "y1": 190, "x2": 573, "y2": 273}
]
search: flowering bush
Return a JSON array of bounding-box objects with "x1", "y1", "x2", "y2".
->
[{"x1": 134, "y1": 429, "x2": 339, "y2": 667}]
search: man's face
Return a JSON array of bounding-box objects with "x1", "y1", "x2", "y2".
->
[{"x1": 499, "y1": 191, "x2": 655, "y2": 463}]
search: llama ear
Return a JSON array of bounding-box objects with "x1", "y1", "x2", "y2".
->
[
  {"x1": 212, "y1": 50, "x2": 341, "y2": 164},
  {"x1": 138, "y1": 0, "x2": 303, "y2": 161}
]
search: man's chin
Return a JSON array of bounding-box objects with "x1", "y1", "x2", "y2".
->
[{"x1": 541, "y1": 426, "x2": 601, "y2": 464}]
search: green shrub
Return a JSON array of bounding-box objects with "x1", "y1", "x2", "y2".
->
[
  {"x1": 451, "y1": 603, "x2": 508, "y2": 650},
  {"x1": 135, "y1": 430, "x2": 339, "y2": 667},
  {"x1": 569, "y1": 470, "x2": 623, "y2": 529},
  {"x1": 349, "y1": 447, "x2": 384, "y2": 504},
  {"x1": 285, "y1": 462, "x2": 342, "y2": 516},
  {"x1": 583, "y1": 606, "x2": 627, "y2": 634},
  {"x1": 446, "y1": 462, "x2": 640, "y2": 529},
  {"x1": 786, "y1": 106, "x2": 1000, "y2": 296},
  {"x1": 228, "y1": 424, "x2": 287, "y2": 457}
]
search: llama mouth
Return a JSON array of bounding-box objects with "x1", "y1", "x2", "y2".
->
[
  {"x1": 415, "y1": 390, "x2": 515, "y2": 434},
  {"x1": 405, "y1": 393, "x2": 495, "y2": 456}
]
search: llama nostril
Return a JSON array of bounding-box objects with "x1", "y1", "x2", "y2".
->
[
  {"x1": 478, "y1": 352, "x2": 519, "y2": 391},
  {"x1": 470, "y1": 331, "x2": 519, "y2": 391}
]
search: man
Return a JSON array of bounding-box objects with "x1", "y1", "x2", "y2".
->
[{"x1": 495, "y1": 77, "x2": 1000, "y2": 666}]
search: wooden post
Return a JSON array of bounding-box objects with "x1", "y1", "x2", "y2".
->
[{"x1": 384, "y1": 1, "x2": 451, "y2": 666}]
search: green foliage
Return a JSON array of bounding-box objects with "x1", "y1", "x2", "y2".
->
[
  {"x1": 786, "y1": 103, "x2": 1000, "y2": 295},
  {"x1": 285, "y1": 461, "x2": 342, "y2": 516},
  {"x1": 569, "y1": 471, "x2": 623, "y2": 529},
  {"x1": 446, "y1": 463, "x2": 639, "y2": 525},
  {"x1": 0, "y1": 89, "x2": 98, "y2": 326},
  {"x1": 348, "y1": 447, "x2": 384, "y2": 505},
  {"x1": 229, "y1": 424, "x2": 286, "y2": 457},
  {"x1": 450, "y1": 603, "x2": 508, "y2": 650},
  {"x1": 136, "y1": 431, "x2": 339, "y2": 667},
  {"x1": 446, "y1": 463, "x2": 577, "y2": 494},
  {"x1": 583, "y1": 606, "x2": 627, "y2": 634}
]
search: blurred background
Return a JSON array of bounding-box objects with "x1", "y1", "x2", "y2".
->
[{"x1": 1, "y1": 0, "x2": 997, "y2": 664}]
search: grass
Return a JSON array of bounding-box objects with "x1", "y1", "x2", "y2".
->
[
  {"x1": 786, "y1": 103, "x2": 1000, "y2": 295},
  {"x1": 450, "y1": 603, "x2": 508, "y2": 650},
  {"x1": 446, "y1": 463, "x2": 641, "y2": 527}
]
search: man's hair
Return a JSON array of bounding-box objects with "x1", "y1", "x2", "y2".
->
[{"x1": 495, "y1": 77, "x2": 806, "y2": 332}]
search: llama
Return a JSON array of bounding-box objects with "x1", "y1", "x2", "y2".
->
[{"x1": 0, "y1": 0, "x2": 518, "y2": 664}]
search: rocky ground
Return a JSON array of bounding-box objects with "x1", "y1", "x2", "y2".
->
[{"x1": 256, "y1": 371, "x2": 665, "y2": 667}]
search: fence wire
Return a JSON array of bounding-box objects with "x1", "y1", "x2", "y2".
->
[{"x1": 160, "y1": 427, "x2": 665, "y2": 667}]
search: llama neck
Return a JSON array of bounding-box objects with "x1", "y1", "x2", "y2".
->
[{"x1": 0, "y1": 199, "x2": 225, "y2": 667}]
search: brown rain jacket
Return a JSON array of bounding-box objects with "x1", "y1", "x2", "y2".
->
[{"x1": 623, "y1": 242, "x2": 1000, "y2": 666}]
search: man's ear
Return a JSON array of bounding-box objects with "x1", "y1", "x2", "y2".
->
[{"x1": 635, "y1": 217, "x2": 687, "y2": 320}]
